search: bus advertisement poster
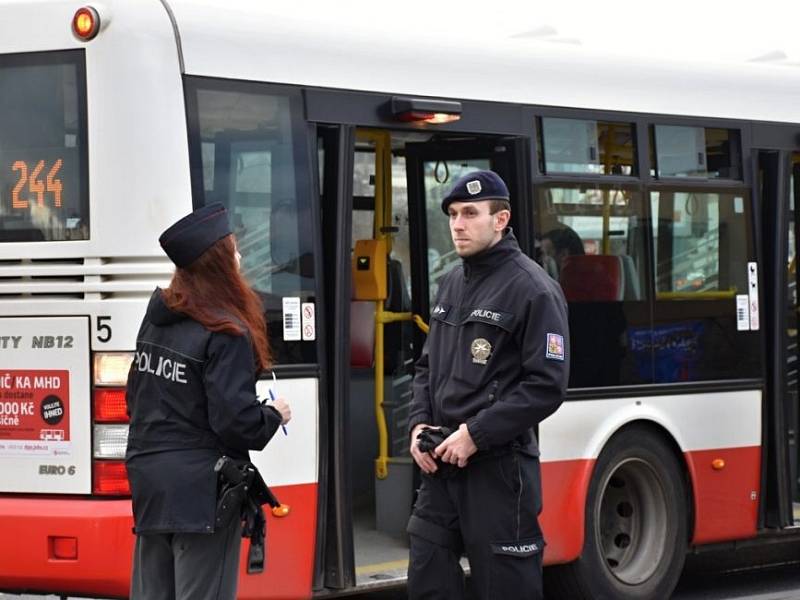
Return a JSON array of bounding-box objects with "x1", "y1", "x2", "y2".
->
[{"x1": 0, "y1": 369, "x2": 71, "y2": 456}]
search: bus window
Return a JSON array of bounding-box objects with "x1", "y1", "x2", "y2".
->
[
  {"x1": 535, "y1": 185, "x2": 649, "y2": 387},
  {"x1": 651, "y1": 126, "x2": 742, "y2": 179},
  {"x1": 650, "y1": 190, "x2": 758, "y2": 382},
  {"x1": 0, "y1": 51, "x2": 88, "y2": 241},
  {"x1": 538, "y1": 118, "x2": 636, "y2": 176},
  {"x1": 651, "y1": 191, "x2": 750, "y2": 296},
  {"x1": 185, "y1": 79, "x2": 316, "y2": 364}
]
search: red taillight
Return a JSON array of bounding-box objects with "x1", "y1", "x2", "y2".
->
[
  {"x1": 93, "y1": 460, "x2": 130, "y2": 496},
  {"x1": 72, "y1": 6, "x2": 100, "y2": 41},
  {"x1": 93, "y1": 388, "x2": 129, "y2": 423},
  {"x1": 394, "y1": 111, "x2": 461, "y2": 124}
]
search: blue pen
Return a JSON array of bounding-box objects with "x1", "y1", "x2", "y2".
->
[{"x1": 269, "y1": 372, "x2": 288, "y2": 436}]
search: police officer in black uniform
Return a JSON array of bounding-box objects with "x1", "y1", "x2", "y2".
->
[
  {"x1": 126, "y1": 203, "x2": 291, "y2": 600},
  {"x1": 407, "y1": 171, "x2": 569, "y2": 599}
]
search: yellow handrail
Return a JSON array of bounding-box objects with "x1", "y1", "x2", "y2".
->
[{"x1": 357, "y1": 130, "x2": 430, "y2": 479}]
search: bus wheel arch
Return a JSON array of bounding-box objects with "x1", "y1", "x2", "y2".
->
[{"x1": 545, "y1": 421, "x2": 692, "y2": 600}]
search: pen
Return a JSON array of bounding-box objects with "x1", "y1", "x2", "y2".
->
[{"x1": 269, "y1": 372, "x2": 288, "y2": 436}]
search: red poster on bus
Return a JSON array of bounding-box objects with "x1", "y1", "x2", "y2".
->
[{"x1": 0, "y1": 370, "x2": 70, "y2": 456}]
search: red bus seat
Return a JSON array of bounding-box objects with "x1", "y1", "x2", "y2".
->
[{"x1": 560, "y1": 255, "x2": 624, "y2": 302}]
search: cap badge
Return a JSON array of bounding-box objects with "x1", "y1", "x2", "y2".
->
[
  {"x1": 471, "y1": 338, "x2": 492, "y2": 365},
  {"x1": 466, "y1": 180, "x2": 482, "y2": 195}
]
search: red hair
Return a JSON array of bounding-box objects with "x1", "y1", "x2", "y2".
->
[{"x1": 162, "y1": 234, "x2": 271, "y2": 371}]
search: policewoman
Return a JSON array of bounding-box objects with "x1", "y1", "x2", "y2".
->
[
  {"x1": 407, "y1": 171, "x2": 569, "y2": 599},
  {"x1": 125, "y1": 203, "x2": 291, "y2": 600}
]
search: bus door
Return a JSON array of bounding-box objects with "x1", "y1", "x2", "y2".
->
[
  {"x1": 329, "y1": 131, "x2": 528, "y2": 590},
  {"x1": 758, "y1": 148, "x2": 800, "y2": 528},
  {"x1": 786, "y1": 153, "x2": 800, "y2": 522}
]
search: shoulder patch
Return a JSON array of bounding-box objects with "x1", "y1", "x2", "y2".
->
[{"x1": 545, "y1": 333, "x2": 565, "y2": 361}]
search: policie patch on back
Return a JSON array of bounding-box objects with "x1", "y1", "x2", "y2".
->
[{"x1": 545, "y1": 333, "x2": 565, "y2": 361}]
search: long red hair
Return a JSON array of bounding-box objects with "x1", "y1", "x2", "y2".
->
[{"x1": 162, "y1": 234, "x2": 270, "y2": 371}]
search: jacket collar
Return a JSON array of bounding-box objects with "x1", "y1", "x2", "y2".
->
[
  {"x1": 146, "y1": 288, "x2": 187, "y2": 326},
  {"x1": 462, "y1": 229, "x2": 520, "y2": 280}
]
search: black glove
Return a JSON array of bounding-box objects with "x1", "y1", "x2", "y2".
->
[
  {"x1": 415, "y1": 426, "x2": 454, "y2": 453},
  {"x1": 415, "y1": 426, "x2": 457, "y2": 478}
]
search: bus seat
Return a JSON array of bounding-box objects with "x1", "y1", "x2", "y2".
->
[
  {"x1": 351, "y1": 301, "x2": 375, "y2": 368},
  {"x1": 560, "y1": 255, "x2": 623, "y2": 302},
  {"x1": 620, "y1": 254, "x2": 643, "y2": 300}
]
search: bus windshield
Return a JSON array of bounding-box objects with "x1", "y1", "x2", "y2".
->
[{"x1": 0, "y1": 50, "x2": 88, "y2": 242}]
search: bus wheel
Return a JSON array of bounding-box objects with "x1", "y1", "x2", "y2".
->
[{"x1": 545, "y1": 426, "x2": 688, "y2": 600}]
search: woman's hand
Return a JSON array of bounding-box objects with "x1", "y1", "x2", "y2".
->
[{"x1": 272, "y1": 396, "x2": 292, "y2": 425}]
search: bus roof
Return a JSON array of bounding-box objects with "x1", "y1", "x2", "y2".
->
[{"x1": 168, "y1": 0, "x2": 800, "y2": 124}]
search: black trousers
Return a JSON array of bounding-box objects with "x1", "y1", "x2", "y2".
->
[
  {"x1": 130, "y1": 520, "x2": 242, "y2": 600},
  {"x1": 407, "y1": 451, "x2": 544, "y2": 600}
]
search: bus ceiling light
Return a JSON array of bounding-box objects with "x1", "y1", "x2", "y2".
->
[
  {"x1": 72, "y1": 6, "x2": 100, "y2": 41},
  {"x1": 390, "y1": 97, "x2": 462, "y2": 124}
]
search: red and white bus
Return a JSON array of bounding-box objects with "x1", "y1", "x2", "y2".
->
[{"x1": 1, "y1": 2, "x2": 799, "y2": 598}]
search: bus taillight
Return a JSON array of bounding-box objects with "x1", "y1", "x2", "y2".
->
[
  {"x1": 92, "y1": 460, "x2": 130, "y2": 496},
  {"x1": 92, "y1": 352, "x2": 133, "y2": 496},
  {"x1": 93, "y1": 388, "x2": 128, "y2": 423}
]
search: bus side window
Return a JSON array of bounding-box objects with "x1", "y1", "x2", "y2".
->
[
  {"x1": 186, "y1": 79, "x2": 317, "y2": 365},
  {"x1": 534, "y1": 186, "x2": 649, "y2": 388}
]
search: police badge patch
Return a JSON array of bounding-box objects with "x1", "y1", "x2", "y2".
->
[
  {"x1": 466, "y1": 180, "x2": 482, "y2": 195},
  {"x1": 471, "y1": 338, "x2": 492, "y2": 364},
  {"x1": 545, "y1": 333, "x2": 565, "y2": 361}
]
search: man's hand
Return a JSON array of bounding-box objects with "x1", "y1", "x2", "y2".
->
[
  {"x1": 410, "y1": 423, "x2": 439, "y2": 474},
  {"x1": 435, "y1": 424, "x2": 477, "y2": 468}
]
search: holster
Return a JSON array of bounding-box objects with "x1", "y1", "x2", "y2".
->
[{"x1": 214, "y1": 456, "x2": 280, "y2": 574}]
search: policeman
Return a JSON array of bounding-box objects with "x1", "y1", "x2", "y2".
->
[
  {"x1": 407, "y1": 171, "x2": 569, "y2": 599},
  {"x1": 125, "y1": 203, "x2": 291, "y2": 600}
]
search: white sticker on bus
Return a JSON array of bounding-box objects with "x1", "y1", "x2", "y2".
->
[
  {"x1": 301, "y1": 302, "x2": 316, "y2": 341},
  {"x1": 747, "y1": 262, "x2": 759, "y2": 331},
  {"x1": 736, "y1": 294, "x2": 749, "y2": 331},
  {"x1": 282, "y1": 297, "x2": 301, "y2": 341}
]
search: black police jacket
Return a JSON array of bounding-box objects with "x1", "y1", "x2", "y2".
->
[
  {"x1": 125, "y1": 289, "x2": 282, "y2": 534},
  {"x1": 408, "y1": 230, "x2": 569, "y2": 455}
]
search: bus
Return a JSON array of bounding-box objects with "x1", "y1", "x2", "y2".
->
[{"x1": 0, "y1": 2, "x2": 799, "y2": 598}]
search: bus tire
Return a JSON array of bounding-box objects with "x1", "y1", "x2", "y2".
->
[{"x1": 545, "y1": 425, "x2": 688, "y2": 600}]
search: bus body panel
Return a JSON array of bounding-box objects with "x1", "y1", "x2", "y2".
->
[
  {"x1": 539, "y1": 389, "x2": 761, "y2": 561},
  {"x1": 166, "y1": 1, "x2": 800, "y2": 124},
  {"x1": 0, "y1": 0, "x2": 192, "y2": 262},
  {"x1": 0, "y1": 372, "x2": 319, "y2": 595},
  {"x1": 0, "y1": 482, "x2": 317, "y2": 599}
]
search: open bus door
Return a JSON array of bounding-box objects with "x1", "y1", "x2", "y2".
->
[{"x1": 318, "y1": 129, "x2": 530, "y2": 593}]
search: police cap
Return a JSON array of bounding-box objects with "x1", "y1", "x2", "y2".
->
[
  {"x1": 159, "y1": 203, "x2": 232, "y2": 268},
  {"x1": 441, "y1": 170, "x2": 509, "y2": 214}
]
